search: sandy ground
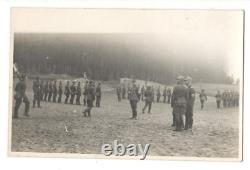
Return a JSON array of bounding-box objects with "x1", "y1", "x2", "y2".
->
[{"x1": 11, "y1": 81, "x2": 240, "y2": 159}]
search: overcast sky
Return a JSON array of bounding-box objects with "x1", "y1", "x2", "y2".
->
[{"x1": 12, "y1": 8, "x2": 243, "y2": 79}]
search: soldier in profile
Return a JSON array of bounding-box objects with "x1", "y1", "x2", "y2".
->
[
  {"x1": 32, "y1": 77, "x2": 41, "y2": 108},
  {"x1": 52, "y1": 80, "x2": 57, "y2": 103},
  {"x1": 171, "y1": 76, "x2": 189, "y2": 131},
  {"x1": 57, "y1": 81, "x2": 63, "y2": 103},
  {"x1": 13, "y1": 74, "x2": 30, "y2": 118},
  {"x1": 70, "y1": 81, "x2": 76, "y2": 104},
  {"x1": 64, "y1": 81, "x2": 70, "y2": 104},
  {"x1": 129, "y1": 79, "x2": 140, "y2": 119},
  {"x1": 167, "y1": 87, "x2": 172, "y2": 104},
  {"x1": 76, "y1": 82, "x2": 81, "y2": 105}
]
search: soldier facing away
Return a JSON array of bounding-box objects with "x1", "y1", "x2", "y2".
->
[
  {"x1": 215, "y1": 90, "x2": 222, "y2": 109},
  {"x1": 13, "y1": 74, "x2": 30, "y2": 119},
  {"x1": 57, "y1": 81, "x2": 63, "y2": 103},
  {"x1": 64, "y1": 81, "x2": 70, "y2": 104},
  {"x1": 129, "y1": 80, "x2": 140, "y2": 119},
  {"x1": 171, "y1": 76, "x2": 189, "y2": 131},
  {"x1": 142, "y1": 86, "x2": 153, "y2": 114},
  {"x1": 184, "y1": 76, "x2": 195, "y2": 130},
  {"x1": 33, "y1": 77, "x2": 41, "y2": 108},
  {"x1": 95, "y1": 82, "x2": 102, "y2": 107},
  {"x1": 199, "y1": 89, "x2": 207, "y2": 110},
  {"x1": 76, "y1": 82, "x2": 81, "y2": 105},
  {"x1": 82, "y1": 81, "x2": 95, "y2": 117}
]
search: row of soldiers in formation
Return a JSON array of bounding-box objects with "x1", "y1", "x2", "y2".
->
[
  {"x1": 13, "y1": 75, "x2": 101, "y2": 119},
  {"x1": 116, "y1": 84, "x2": 172, "y2": 103},
  {"x1": 215, "y1": 90, "x2": 239, "y2": 109}
]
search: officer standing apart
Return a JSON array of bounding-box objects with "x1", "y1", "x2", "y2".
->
[
  {"x1": 82, "y1": 81, "x2": 95, "y2": 117},
  {"x1": 199, "y1": 89, "x2": 207, "y2": 110},
  {"x1": 32, "y1": 77, "x2": 41, "y2": 108},
  {"x1": 184, "y1": 76, "x2": 195, "y2": 130},
  {"x1": 13, "y1": 74, "x2": 30, "y2": 119},
  {"x1": 129, "y1": 79, "x2": 140, "y2": 119},
  {"x1": 171, "y1": 76, "x2": 189, "y2": 131},
  {"x1": 142, "y1": 86, "x2": 153, "y2": 114},
  {"x1": 95, "y1": 82, "x2": 102, "y2": 107}
]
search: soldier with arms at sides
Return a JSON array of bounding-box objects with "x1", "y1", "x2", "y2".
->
[
  {"x1": 82, "y1": 81, "x2": 95, "y2": 117},
  {"x1": 215, "y1": 90, "x2": 222, "y2": 109},
  {"x1": 64, "y1": 81, "x2": 70, "y2": 104},
  {"x1": 95, "y1": 82, "x2": 102, "y2": 107},
  {"x1": 48, "y1": 80, "x2": 53, "y2": 102},
  {"x1": 76, "y1": 82, "x2": 82, "y2": 105},
  {"x1": 43, "y1": 80, "x2": 49, "y2": 101},
  {"x1": 142, "y1": 86, "x2": 153, "y2": 114},
  {"x1": 57, "y1": 81, "x2": 63, "y2": 103},
  {"x1": 199, "y1": 89, "x2": 207, "y2": 110},
  {"x1": 163, "y1": 86, "x2": 167, "y2": 103},
  {"x1": 129, "y1": 79, "x2": 140, "y2": 119},
  {"x1": 156, "y1": 86, "x2": 161, "y2": 103},
  {"x1": 13, "y1": 74, "x2": 30, "y2": 119},
  {"x1": 116, "y1": 85, "x2": 122, "y2": 102},
  {"x1": 52, "y1": 80, "x2": 57, "y2": 103},
  {"x1": 33, "y1": 77, "x2": 41, "y2": 108},
  {"x1": 70, "y1": 81, "x2": 76, "y2": 104},
  {"x1": 121, "y1": 84, "x2": 126, "y2": 99}
]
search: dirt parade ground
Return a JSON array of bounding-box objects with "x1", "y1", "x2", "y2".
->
[{"x1": 11, "y1": 80, "x2": 240, "y2": 159}]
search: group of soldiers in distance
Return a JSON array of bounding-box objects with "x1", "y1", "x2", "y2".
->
[
  {"x1": 13, "y1": 74, "x2": 102, "y2": 119},
  {"x1": 215, "y1": 90, "x2": 239, "y2": 109}
]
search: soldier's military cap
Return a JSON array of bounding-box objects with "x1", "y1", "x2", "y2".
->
[
  {"x1": 176, "y1": 75, "x2": 185, "y2": 81},
  {"x1": 184, "y1": 76, "x2": 192, "y2": 81}
]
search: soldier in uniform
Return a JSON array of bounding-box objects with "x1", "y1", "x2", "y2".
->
[
  {"x1": 163, "y1": 86, "x2": 167, "y2": 103},
  {"x1": 52, "y1": 80, "x2": 57, "y2": 103},
  {"x1": 116, "y1": 85, "x2": 122, "y2": 102},
  {"x1": 122, "y1": 85, "x2": 126, "y2": 99},
  {"x1": 215, "y1": 90, "x2": 222, "y2": 109},
  {"x1": 184, "y1": 76, "x2": 195, "y2": 130},
  {"x1": 95, "y1": 82, "x2": 102, "y2": 107},
  {"x1": 48, "y1": 80, "x2": 53, "y2": 102},
  {"x1": 13, "y1": 74, "x2": 30, "y2": 118},
  {"x1": 43, "y1": 80, "x2": 49, "y2": 101},
  {"x1": 127, "y1": 85, "x2": 131, "y2": 100},
  {"x1": 76, "y1": 82, "x2": 81, "y2": 105},
  {"x1": 82, "y1": 81, "x2": 95, "y2": 117},
  {"x1": 171, "y1": 76, "x2": 189, "y2": 131},
  {"x1": 64, "y1": 81, "x2": 70, "y2": 104},
  {"x1": 33, "y1": 77, "x2": 41, "y2": 108},
  {"x1": 222, "y1": 90, "x2": 227, "y2": 108},
  {"x1": 199, "y1": 89, "x2": 207, "y2": 110},
  {"x1": 141, "y1": 85, "x2": 145, "y2": 101},
  {"x1": 40, "y1": 80, "x2": 44, "y2": 101},
  {"x1": 83, "y1": 81, "x2": 88, "y2": 106},
  {"x1": 142, "y1": 86, "x2": 153, "y2": 114},
  {"x1": 70, "y1": 81, "x2": 76, "y2": 104},
  {"x1": 156, "y1": 86, "x2": 161, "y2": 103},
  {"x1": 167, "y1": 88, "x2": 172, "y2": 104},
  {"x1": 151, "y1": 86, "x2": 155, "y2": 102},
  {"x1": 129, "y1": 80, "x2": 140, "y2": 119},
  {"x1": 57, "y1": 81, "x2": 63, "y2": 103}
]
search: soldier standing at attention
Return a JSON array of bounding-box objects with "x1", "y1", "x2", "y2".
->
[
  {"x1": 76, "y1": 82, "x2": 81, "y2": 105},
  {"x1": 167, "y1": 88, "x2": 172, "y2": 104},
  {"x1": 122, "y1": 85, "x2": 126, "y2": 99},
  {"x1": 222, "y1": 90, "x2": 227, "y2": 108},
  {"x1": 95, "y1": 82, "x2": 102, "y2": 107},
  {"x1": 82, "y1": 81, "x2": 95, "y2": 117},
  {"x1": 184, "y1": 76, "x2": 195, "y2": 130},
  {"x1": 33, "y1": 77, "x2": 41, "y2": 108},
  {"x1": 52, "y1": 80, "x2": 57, "y2": 103},
  {"x1": 156, "y1": 86, "x2": 161, "y2": 103},
  {"x1": 142, "y1": 86, "x2": 153, "y2": 114},
  {"x1": 64, "y1": 81, "x2": 70, "y2": 104},
  {"x1": 151, "y1": 86, "x2": 155, "y2": 102},
  {"x1": 43, "y1": 80, "x2": 49, "y2": 101},
  {"x1": 171, "y1": 76, "x2": 189, "y2": 131},
  {"x1": 141, "y1": 85, "x2": 145, "y2": 101},
  {"x1": 57, "y1": 81, "x2": 63, "y2": 103},
  {"x1": 83, "y1": 82, "x2": 88, "y2": 106},
  {"x1": 13, "y1": 74, "x2": 30, "y2": 118},
  {"x1": 163, "y1": 86, "x2": 167, "y2": 103},
  {"x1": 129, "y1": 80, "x2": 140, "y2": 119},
  {"x1": 48, "y1": 80, "x2": 53, "y2": 102},
  {"x1": 215, "y1": 90, "x2": 222, "y2": 109},
  {"x1": 70, "y1": 81, "x2": 76, "y2": 104},
  {"x1": 40, "y1": 80, "x2": 44, "y2": 101},
  {"x1": 127, "y1": 85, "x2": 131, "y2": 100},
  {"x1": 199, "y1": 89, "x2": 207, "y2": 110},
  {"x1": 116, "y1": 85, "x2": 122, "y2": 102}
]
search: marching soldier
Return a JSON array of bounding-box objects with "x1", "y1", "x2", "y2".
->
[
  {"x1": 171, "y1": 76, "x2": 189, "y2": 131},
  {"x1": 13, "y1": 74, "x2": 30, "y2": 118},
  {"x1": 141, "y1": 85, "x2": 145, "y2": 101},
  {"x1": 184, "y1": 76, "x2": 195, "y2": 130},
  {"x1": 57, "y1": 81, "x2": 63, "y2": 103},
  {"x1": 64, "y1": 81, "x2": 70, "y2": 104},
  {"x1": 52, "y1": 80, "x2": 57, "y2": 103},
  {"x1": 156, "y1": 86, "x2": 161, "y2": 103},
  {"x1": 116, "y1": 85, "x2": 122, "y2": 102},
  {"x1": 167, "y1": 88, "x2": 172, "y2": 104},
  {"x1": 163, "y1": 86, "x2": 167, "y2": 103},
  {"x1": 199, "y1": 89, "x2": 207, "y2": 110},
  {"x1": 70, "y1": 81, "x2": 76, "y2": 104},
  {"x1": 129, "y1": 79, "x2": 140, "y2": 119},
  {"x1": 76, "y1": 82, "x2": 81, "y2": 105},
  {"x1": 95, "y1": 82, "x2": 102, "y2": 107},
  {"x1": 43, "y1": 80, "x2": 49, "y2": 101},
  {"x1": 142, "y1": 86, "x2": 153, "y2": 114},
  {"x1": 33, "y1": 77, "x2": 41, "y2": 108},
  {"x1": 122, "y1": 85, "x2": 126, "y2": 99},
  {"x1": 215, "y1": 90, "x2": 222, "y2": 109},
  {"x1": 82, "y1": 81, "x2": 95, "y2": 117},
  {"x1": 48, "y1": 80, "x2": 53, "y2": 102}
]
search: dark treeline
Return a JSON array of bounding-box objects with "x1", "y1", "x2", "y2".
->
[{"x1": 14, "y1": 33, "x2": 231, "y2": 84}]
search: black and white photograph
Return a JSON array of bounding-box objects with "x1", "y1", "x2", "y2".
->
[{"x1": 9, "y1": 8, "x2": 243, "y2": 160}]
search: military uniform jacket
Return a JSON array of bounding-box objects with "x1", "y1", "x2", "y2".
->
[
  {"x1": 187, "y1": 86, "x2": 195, "y2": 106},
  {"x1": 48, "y1": 83, "x2": 53, "y2": 93},
  {"x1": 86, "y1": 86, "x2": 95, "y2": 101},
  {"x1": 95, "y1": 86, "x2": 101, "y2": 97},
  {"x1": 53, "y1": 83, "x2": 57, "y2": 94},
  {"x1": 70, "y1": 85, "x2": 76, "y2": 95},
  {"x1": 33, "y1": 80, "x2": 40, "y2": 94},
  {"x1": 58, "y1": 84, "x2": 63, "y2": 94},
  {"x1": 64, "y1": 85, "x2": 70, "y2": 95},
  {"x1": 171, "y1": 85, "x2": 189, "y2": 107},
  {"x1": 144, "y1": 89, "x2": 153, "y2": 102},
  {"x1": 76, "y1": 86, "x2": 81, "y2": 96},
  {"x1": 199, "y1": 92, "x2": 207, "y2": 101},
  {"x1": 15, "y1": 81, "x2": 27, "y2": 98},
  {"x1": 129, "y1": 86, "x2": 139, "y2": 101},
  {"x1": 215, "y1": 93, "x2": 222, "y2": 101},
  {"x1": 163, "y1": 89, "x2": 167, "y2": 96}
]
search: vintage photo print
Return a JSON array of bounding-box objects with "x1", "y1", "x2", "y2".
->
[{"x1": 9, "y1": 8, "x2": 244, "y2": 161}]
